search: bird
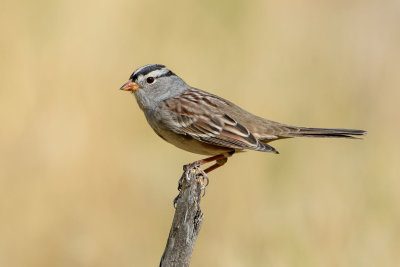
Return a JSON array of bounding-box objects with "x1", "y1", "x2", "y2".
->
[{"x1": 120, "y1": 64, "x2": 366, "y2": 174}]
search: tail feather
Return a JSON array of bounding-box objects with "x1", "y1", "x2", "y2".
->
[{"x1": 290, "y1": 127, "x2": 366, "y2": 139}]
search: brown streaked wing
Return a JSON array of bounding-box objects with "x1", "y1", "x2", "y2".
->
[{"x1": 163, "y1": 93, "x2": 277, "y2": 153}]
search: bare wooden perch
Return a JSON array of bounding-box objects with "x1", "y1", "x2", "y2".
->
[{"x1": 160, "y1": 168, "x2": 204, "y2": 267}]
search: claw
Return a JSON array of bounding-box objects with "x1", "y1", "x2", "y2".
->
[
  {"x1": 178, "y1": 162, "x2": 211, "y2": 201},
  {"x1": 194, "y1": 166, "x2": 209, "y2": 197},
  {"x1": 202, "y1": 174, "x2": 209, "y2": 187},
  {"x1": 175, "y1": 153, "x2": 232, "y2": 203},
  {"x1": 200, "y1": 182, "x2": 206, "y2": 197},
  {"x1": 195, "y1": 166, "x2": 209, "y2": 186},
  {"x1": 194, "y1": 175, "x2": 207, "y2": 197}
]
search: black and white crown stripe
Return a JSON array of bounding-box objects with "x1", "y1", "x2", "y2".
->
[{"x1": 130, "y1": 64, "x2": 175, "y2": 82}]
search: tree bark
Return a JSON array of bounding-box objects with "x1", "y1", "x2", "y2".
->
[{"x1": 160, "y1": 168, "x2": 204, "y2": 267}]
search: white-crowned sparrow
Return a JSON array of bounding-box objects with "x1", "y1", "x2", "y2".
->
[{"x1": 120, "y1": 64, "x2": 365, "y2": 173}]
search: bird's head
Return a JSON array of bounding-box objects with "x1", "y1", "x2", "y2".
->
[{"x1": 120, "y1": 64, "x2": 188, "y2": 110}]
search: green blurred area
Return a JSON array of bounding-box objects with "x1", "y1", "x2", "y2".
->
[{"x1": 1, "y1": 0, "x2": 399, "y2": 266}]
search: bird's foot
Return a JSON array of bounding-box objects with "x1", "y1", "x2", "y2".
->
[
  {"x1": 182, "y1": 161, "x2": 209, "y2": 187},
  {"x1": 194, "y1": 166, "x2": 209, "y2": 197},
  {"x1": 174, "y1": 164, "x2": 209, "y2": 207},
  {"x1": 178, "y1": 164, "x2": 209, "y2": 193},
  {"x1": 183, "y1": 161, "x2": 200, "y2": 172}
]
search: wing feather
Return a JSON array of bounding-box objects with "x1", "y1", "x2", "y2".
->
[{"x1": 162, "y1": 90, "x2": 278, "y2": 153}]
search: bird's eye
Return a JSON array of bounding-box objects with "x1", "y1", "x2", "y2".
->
[{"x1": 146, "y1": 77, "x2": 155, "y2": 84}]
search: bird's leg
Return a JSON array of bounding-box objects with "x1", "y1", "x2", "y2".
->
[
  {"x1": 203, "y1": 157, "x2": 228, "y2": 174},
  {"x1": 175, "y1": 151, "x2": 235, "y2": 204},
  {"x1": 183, "y1": 153, "x2": 228, "y2": 171},
  {"x1": 179, "y1": 154, "x2": 225, "y2": 193},
  {"x1": 181, "y1": 151, "x2": 235, "y2": 194}
]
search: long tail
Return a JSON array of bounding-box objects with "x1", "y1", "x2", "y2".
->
[{"x1": 287, "y1": 127, "x2": 366, "y2": 139}]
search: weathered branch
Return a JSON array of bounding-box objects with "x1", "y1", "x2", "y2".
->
[{"x1": 160, "y1": 168, "x2": 204, "y2": 267}]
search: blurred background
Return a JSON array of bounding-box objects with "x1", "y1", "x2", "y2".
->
[{"x1": 1, "y1": 0, "x2": 399, "y2": 266}]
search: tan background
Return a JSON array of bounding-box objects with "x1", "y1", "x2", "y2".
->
[{"x1": 1, "y1": 0, "x2": 399, "y2": 266}]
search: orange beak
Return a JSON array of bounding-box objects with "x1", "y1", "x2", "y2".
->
[{"x1": 120, "y1": 81, "x2": 139, "y2": 91}]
